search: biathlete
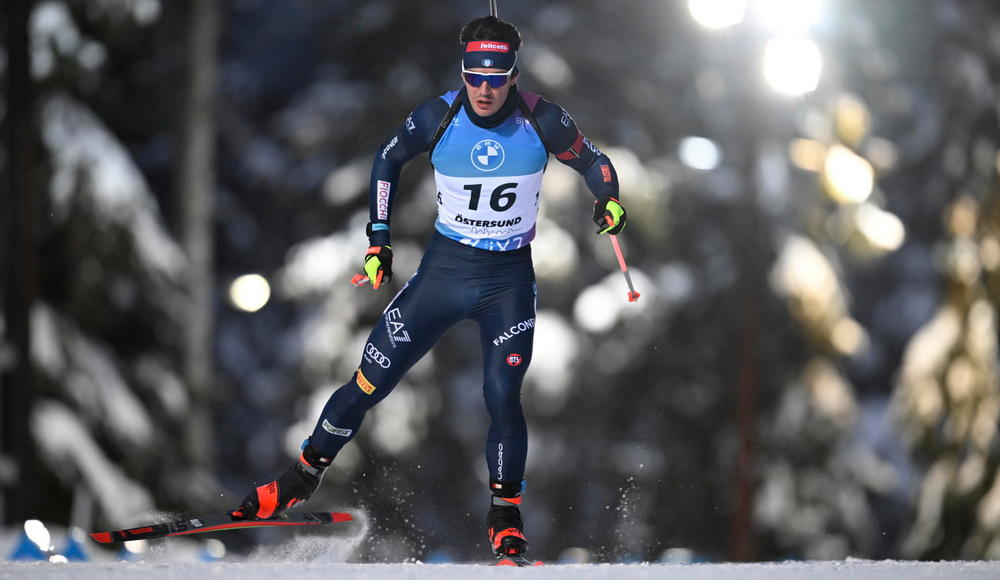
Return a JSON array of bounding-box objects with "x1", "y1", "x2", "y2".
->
[{"x1": 232, "y1": 15, "x2": 627, "y2": 561}]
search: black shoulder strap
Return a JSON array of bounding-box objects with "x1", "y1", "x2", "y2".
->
[
  {"x1": 515, "y1": 90, "x2": 551, "y2": 153},
  {"x1": 428, "y1": 92, "x2": 464, "y2": 155},
  {"x1": 429, "y1": 89, "x2": 552, "y2": 155}
]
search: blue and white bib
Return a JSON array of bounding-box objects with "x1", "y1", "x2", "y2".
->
[{"x1": 430, "y1": 91, "x2": 548, "y2": 252}]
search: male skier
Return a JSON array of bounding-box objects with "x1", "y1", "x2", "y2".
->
[{"x1": 232, "y1": 15, "x2": 627, "y2": 561}]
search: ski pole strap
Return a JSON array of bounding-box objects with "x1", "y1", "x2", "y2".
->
[
  {"x1": 428, "y1": 94, "x2": 465, "y2": 155},
  {"x1": 430, "y1": 90, "x2": 550, "y2": 158},
  {"x1": 515, "y1": 91, "x2": 550, "y2": 152}
]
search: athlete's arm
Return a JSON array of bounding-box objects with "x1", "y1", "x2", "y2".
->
[
  {"x1": 367, "y1": 97, "x2": 450, "y2": 246},
  {"x1": 532, "y1": 98, "x2": 619, "y2": 201}
]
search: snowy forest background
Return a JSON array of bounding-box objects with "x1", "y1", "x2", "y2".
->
[{"x1": 2, "y1": 0, "x2": 1000, "y2": 565}]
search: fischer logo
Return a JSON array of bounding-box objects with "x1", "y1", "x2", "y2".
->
[
  {"x1": 376, "y1": 180, "x2": 391, "y2": 220},
  {"x1": 381, "y1": 135, "x2": 398, "y2": 159},
  {"x1": 468, "y1": 41, "x2": 510, "y2": 52},
  {"x1": 384, "y1": 308, "x2": 411, "y2": 348},
  {"x1": 356, "y1": 368, "x2": 376, "y2": 395},
  {"x1": 322, "y1": 419, "x2": 353, "y2": 437},
  {"x1": 493, "y1": 318, "x2": 536, "y2": 346},
  {"x1": 128, "y1": 527, "x2": 154, "y2": 535},
  {"x1": 364, "y1": 342, "x2": 392, "y2": 368}
]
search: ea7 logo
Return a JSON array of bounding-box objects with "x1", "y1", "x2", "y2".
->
[
  {"x1": 384, "y1": 308, "x2": 411, "y2": 348},
  {"x1": 506, "y1": 353, "x2": 522, "y2": 367}
]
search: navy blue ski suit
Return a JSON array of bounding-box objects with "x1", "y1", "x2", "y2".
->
[{"x1": 309, "y1": 86, "x2": 619, "y2": 485}]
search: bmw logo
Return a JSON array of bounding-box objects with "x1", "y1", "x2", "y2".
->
[{"x1": 471, "y1": 139, "x2": 505, "y2": 172}]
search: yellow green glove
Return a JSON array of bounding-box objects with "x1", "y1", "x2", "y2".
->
[
  {"x1": 593, "y1": 197, "x2": 626, "y2": 235},
  {"x1": 363, "y1": 245, "x2": 393, "y2": 289}
]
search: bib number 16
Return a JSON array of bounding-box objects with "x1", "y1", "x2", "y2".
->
[{"x1": 464, "y1": 183, "x2": 517, "y2": 212}]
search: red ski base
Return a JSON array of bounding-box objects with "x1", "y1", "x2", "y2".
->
[{"x1": 91, "y1": 511, "x2": 352, "y2": 543}]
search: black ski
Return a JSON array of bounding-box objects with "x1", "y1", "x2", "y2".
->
[{"x1": 90, "y1": 511, "x2": 352, "y2": 543}]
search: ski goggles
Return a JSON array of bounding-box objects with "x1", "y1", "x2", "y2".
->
[{"x1": 462, "y1": 66, "x2": 516, "y2": 88}]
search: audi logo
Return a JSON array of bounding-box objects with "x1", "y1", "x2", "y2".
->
[{"x1": 365, "y1": 343, "x2": 391, "y2": 368}]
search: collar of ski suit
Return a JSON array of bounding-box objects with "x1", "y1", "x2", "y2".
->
[{"x1": 460, "y1": 85, "x2": 519, "y2": 129}]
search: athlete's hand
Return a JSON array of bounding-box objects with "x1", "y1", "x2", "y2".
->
[
  {"x1": 363, "y1": 245, "x2": 393, "y2": 289},
  {"x1": 593, "y1": 197, "x2": 626, "y2": 235}
]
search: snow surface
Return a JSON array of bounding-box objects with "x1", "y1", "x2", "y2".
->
[
  {"x1": 6, "y1": 520, "x2": 995, "y2": 579},
  {"x1": 3, "y1": 559, "x2": 999, "y2": 580}
]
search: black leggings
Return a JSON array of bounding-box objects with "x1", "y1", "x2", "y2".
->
[{"x1": 309, "y1": 232, "x2": 537, "y2": 484}]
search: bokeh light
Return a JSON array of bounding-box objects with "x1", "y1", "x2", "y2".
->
[
  {"x1": 753, "y1": 0, "x2": 823, "y2": 33},
  {"x1": 763, "y1": 36, "x2": 822, "y2": 95},
  {"x1": 855, "y1": 203, "x2": 906, "y2": 252},
  {"x1": 24, "y1": 520, "x2": 51, "y2": 552},
  {"x1": 679, "y1": 136, "x2": 722, "y2": 170},
  {"x1": 687, "y1": 0, "x2": 746, "y2": 30},
  {"x1": 228, "y1": 273, "x2": 271, "y2": 312},
  {"x1": 822, "y1": 144, "x2": 874, "y2": 204}
]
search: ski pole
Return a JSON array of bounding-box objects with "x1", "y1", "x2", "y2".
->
[
  {"x1": 350, "y1": 270, "x2": 383, "y2": 289},
  {"x1": 606, "y1": 216, "x2": 640, "y2": 302},
  {"x1": 489, "y1": 0, "x2": 498, "y2": 17}
]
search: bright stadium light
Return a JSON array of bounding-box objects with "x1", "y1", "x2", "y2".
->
[
  {"x1": 229, "y1": 273, "x2": 271, "y2": 312},
  {"x1": 688, "y1": 0, "x2": 746, "y2": 30},
  {"x1": 763, "y1": 36, "x2": 822, "y2": 95}
]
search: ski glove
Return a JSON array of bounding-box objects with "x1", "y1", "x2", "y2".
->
[
  {"x1": 593, "y1": 197, "x2": 626, "y2": 235},
  {"x1": 364, "y1": 245, "x2": 393, "y2": 289}
]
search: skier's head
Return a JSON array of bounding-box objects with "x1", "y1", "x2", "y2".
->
[{"x1": 460, "y1": 15, "x2": 521, "y2": 117}]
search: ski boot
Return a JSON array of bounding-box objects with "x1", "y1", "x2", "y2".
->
[
  {"x1": 230, "y1": 440, "x2": 333, "y2": 520},
  {"x1": 488, "y1": 480, "x2": 538, "y2": 566}
]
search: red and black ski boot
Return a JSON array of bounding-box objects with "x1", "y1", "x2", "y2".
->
[
  {"x1": 231, "y1": 440, "x2": 333, "y2": 520},
  {"x1": 488, "y1": 480, "x2": 540, "y2": 566}
]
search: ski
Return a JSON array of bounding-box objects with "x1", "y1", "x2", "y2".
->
[
  {"x1": 90, "y1": 511, "x2": 352, "y2": 543},
  {"x1": 495, "y1": 553, "x2": 543, "y2": 567}
]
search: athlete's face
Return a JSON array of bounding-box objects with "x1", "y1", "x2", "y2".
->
[{"x1": 463, "y1": 68, "x2": 519, "y2": 117}]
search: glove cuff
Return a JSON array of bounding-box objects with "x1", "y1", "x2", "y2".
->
[{"x1": 367, "y1": 221, "x2": 391, "y2": 247}]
